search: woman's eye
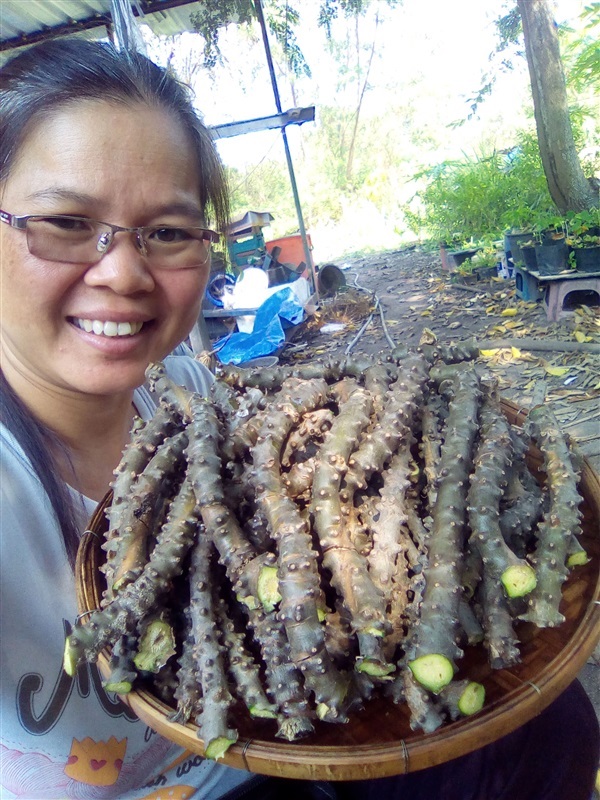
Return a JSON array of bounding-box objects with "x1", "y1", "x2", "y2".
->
[
  {"x1": 43, "y1": 216, "x2": 93, "y2": 232},
  {"x1": 150, "y1": 227, "x2": 191, "y2": 244}
]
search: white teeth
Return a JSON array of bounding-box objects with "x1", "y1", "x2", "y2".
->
[
  {"x1": 75, "y1": 319, "x2": 143, "y2": 336},
  {"x1": 103, "y1": 321, "x2": 119, "y2": 337}
]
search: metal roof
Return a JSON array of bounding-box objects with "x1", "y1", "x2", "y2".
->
[{"x1": 0, "y1": 0, "x2": 206, "y2": 53}]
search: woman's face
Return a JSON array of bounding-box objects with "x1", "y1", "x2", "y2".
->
[{"x1": 0, "y1": 100, "x2": 210, "y2": 398}]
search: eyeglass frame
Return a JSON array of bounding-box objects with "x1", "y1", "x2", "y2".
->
[{"x1": 0, "y1": 209, "x2": 221, "y2": 267}]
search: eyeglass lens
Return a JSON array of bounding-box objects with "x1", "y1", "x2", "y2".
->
[{"x1": 25, "y1": 217, "x2": 212, "y2": 267}]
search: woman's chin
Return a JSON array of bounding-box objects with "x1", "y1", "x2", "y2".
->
[{"x1": 62, "y1": 363, "x2": 150, "y2": 398}]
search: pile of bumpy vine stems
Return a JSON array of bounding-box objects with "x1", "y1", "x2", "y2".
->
[{"x1": 64, "y1": 343, "x2": 587, "y2": 760}]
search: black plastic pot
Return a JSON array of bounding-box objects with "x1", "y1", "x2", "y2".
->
[
  {"x1": 573, "y1": 246, "x2": 600, "y2": 274},
  {"x1": 449, "y1": 248, "x2": 481, "y2": 267},
  {"x1": 521, "y1": 245, "x2": 537, "y2": 271},
  {"x1": 535, "y1": 241, "x2": 568, "y2": 275},
  {"x1": 504, "y1": 232, "x2": 533, "y2": 267},
  {"x1": 541, "y1": 229, "x2": 566, "y2": 245},
  {"x1": 453, "y1": 272, "x2": 478, "y2": 286},
  {"x1": 474, "y1": 265, "x2": 498, "y2": 281}
]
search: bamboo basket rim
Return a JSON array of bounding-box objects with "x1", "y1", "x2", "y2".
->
[{"x1": 76, "y1": 398, "x2": 600, "y2": 781}]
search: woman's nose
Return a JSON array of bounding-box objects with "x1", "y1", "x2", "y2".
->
[{"x1": 83, "y1": 234, "x2": 155, "y2": 294}]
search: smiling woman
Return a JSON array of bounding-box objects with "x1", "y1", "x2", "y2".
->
[
  {"x1": 0, "y1": 38, "x2": 258, "y2": 800},
  {"x1": 0, "y1": 91, "x2": 224, "y2": 500}
]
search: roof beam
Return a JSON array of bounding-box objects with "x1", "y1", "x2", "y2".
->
[{"x1": 211, "y1": 106, "x2": 315, "y2": 140}]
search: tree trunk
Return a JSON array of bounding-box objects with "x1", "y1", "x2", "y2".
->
[{"x1": 517, "y1": 0, "x2": 597, "y2": 213}]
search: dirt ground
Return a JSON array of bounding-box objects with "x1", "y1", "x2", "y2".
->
[{"x1": 280, "y1": 246, "x2": 600, "y2": 473}]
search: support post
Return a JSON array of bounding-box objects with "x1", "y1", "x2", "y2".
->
[{"x1": 253, "y1": 0, "x2": 319, "y2": 300}]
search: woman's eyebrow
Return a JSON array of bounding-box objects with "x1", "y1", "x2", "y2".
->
[
  {"x1": 25, "y1": 188, "x2": 97, "y2": 205},
  {"x1": 148, "y1": 202, "x2": 205, "y2": 220},
  {"x1": 24, "y1": 190, "x2": 203, "y2": 220}
]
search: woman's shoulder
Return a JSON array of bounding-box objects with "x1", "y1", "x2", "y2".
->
[
  {"x1": 0, "y1": 422, "x2": 68, "y2": 560},
  {"x1": 134, "y1": 354, "x2": 215, "y2": 420},
  {"x1": 163, "y1": 352, "x2": 215, "y2": 395},
  {"x1": 0, "y1": 424, "x2": 40, "y2": 483}
]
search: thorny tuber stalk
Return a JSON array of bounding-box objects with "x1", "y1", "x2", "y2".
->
[
  {"x1": 519, "y1": 404, "x2": 585, "y2": 627},
  {"x1": 468, "y1": 392, "x2": 537, "y2": 601},
  {"x1": 407, "y1": 366, "x2": 482, "y2": 692},
  {"x1": 251, "y1": 377, "x2": 355, "y2": 722},
  {"x1": 312, "y1": 379, "x2": 393, "y2": 677},
  {"x1": 65, "y1": 477, "x2": 200, "y2": 674},
  {"x1": 187, "y1": 531, "x2": 238, "y2": 760},
  {"x1": 182, "y1": 387, "x2": 314, "y2": 738},
  {"x1": 103, "y1": 429, "x2": 188, "y2": 597}
]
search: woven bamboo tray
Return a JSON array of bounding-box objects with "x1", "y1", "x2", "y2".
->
[{"x1": 76, "y1": 399, "x2": 600, "y2": 781}]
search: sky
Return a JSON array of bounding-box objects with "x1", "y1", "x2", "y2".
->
[{"x1": 144, "y1": 0, "x2": 591, "y2": 170}]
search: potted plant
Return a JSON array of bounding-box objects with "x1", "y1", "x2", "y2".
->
[
  {"x1": 533, "y1": 211, "x2": 567, "y2": 244},
  {"x1": 565, "y1": 209, "x2": 600, "y2": 272},
  {"x1": 453, "y1": 247, "x2": 500, "y2": 284},
  {"x1": 502, "y1": 206, "x2": 538, "y2": 267},
  {"x1": 519, "y1": 238, "x2": 538, "y2": 270},
  {"x1": 520, "y1": 211, "x2": 568, "y2": 275},
  {"x1": 443, "y1": 240, "x2": 482, "y2": 270},
  {"x1": 534, "y1": 238, "x2": 569, "y2": 275},
  {"x1": 502, "y1": 207, "x2": 566, "y2": 268},
  {"x1": 567, "y1": 233, "x2": 600, "y2": 273},
  {"x1": 565, "y1": 208, "x2": 600, "y2": 239}
]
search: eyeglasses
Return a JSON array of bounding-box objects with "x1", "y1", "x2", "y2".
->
[{"x1": 0, "y1": 210, "x2": 220, "y2": 269}]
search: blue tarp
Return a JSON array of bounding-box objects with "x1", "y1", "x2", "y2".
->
[{"x1": 215, "y1": 287, "x2": 305, "y2": 365}]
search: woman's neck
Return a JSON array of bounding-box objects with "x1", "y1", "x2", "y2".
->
[
  {"x1": 53, "y1": 395, "x2": 139, "y2": 502},
  {"x1": 3, "y1": 366, "x2": 138, "y2": 501}
]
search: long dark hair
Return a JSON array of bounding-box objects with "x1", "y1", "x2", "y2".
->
[{"x1": 0, "y1": 39, "x2": 230, "y2": 568}]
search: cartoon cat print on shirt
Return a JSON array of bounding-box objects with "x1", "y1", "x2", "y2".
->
[{"x1": 64, "y1": 736, "x2": 127, "y2": 786}]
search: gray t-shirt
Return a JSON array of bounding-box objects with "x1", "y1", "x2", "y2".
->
[{"x1": 0, "y1": 356, "x2": 251, "y2": 799}]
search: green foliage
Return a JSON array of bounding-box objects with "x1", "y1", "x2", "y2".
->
[
  {"x1": 495, "y1": 4, "x2": 522, "y2": 47},
  {"x1": 565, "y1": 207, "x2": 600, "y2": 250},
  {"x1": 189, "y1": 0, "x2": 310, "y2": 75},
  {"x1": 468, "y1": 1, "x2": 600, "y2": 123},
  {"x1": 470, "y1": 246, "x2": 502, "y2": 269},
  {"x1": 568, "y1": 233, "x2": 600, "y2": 248},
  {"x1": 189, "y1": 0, "x2": 255, "y2": 69},
  {"x1": 189, "y1": 0, "x2": 397, "y2": 75},
  {"x1": 226, "y1": 160, "x2": 296, "y2": 233},
  {"x1": 405, "y1": 153, "x2": 503, "y2": 243},
  {"x1": 565, "y1": 207, "x2": 600, "y2": 236},
  {"x1": 464, "y1": 2, "x2": 523, "y2": 120},
  {"x1": 455, "y1": 247, "x2": 501, "y2": 276},
  {"x1": 563, "y1": 3, "x2": 600, "y2": 93},
  {"x1": 404, "y1": 129, "x2": 559, "y2": 245},
  {"x1": 318, "y1": 0, "x2": 399, "y2": 37},
  {"x1": 265, "y1": 3, "x2": 311, "y2": 78}
]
